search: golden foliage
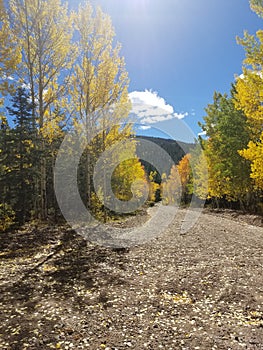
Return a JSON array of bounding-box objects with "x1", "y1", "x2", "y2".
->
[
  {"x1": 239, "y1": 135, "x2": 263, "y2": 189},
  {"x1": 162, "y1": 154, "x2": 192, "y2": 205},
  {"x1": 235, "y1": 19, "x2": 263, "y2": 190}
]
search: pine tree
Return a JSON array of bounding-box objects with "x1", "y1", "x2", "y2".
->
[
  {"x1": 0, "y1": 116, "x2": 16, "y2": 229},
  {"x1": 9, "y1": 0, "x2": 73, "y2": 219},
  {"x1": 7, "y1": 87, "x2": 36, "y2": 223}
]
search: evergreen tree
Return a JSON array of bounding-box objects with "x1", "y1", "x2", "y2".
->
[
  {"x1": 0, "y1": 115, "x2": 16, "y2": 229},
  {"x1": 7, "y1": 87, "x2": 36, "y2": 224},
  {"x1": 10, "y1": 0, "x2": 73, "y2": 219}
]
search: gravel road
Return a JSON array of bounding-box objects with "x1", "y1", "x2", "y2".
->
[{"x1": 0, "y1": 208, "x2": 262, "y2": 349}]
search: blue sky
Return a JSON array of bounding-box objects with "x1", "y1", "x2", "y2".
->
[{"x1": 68, "y1": 0, "x2": 262, "y2": 141}]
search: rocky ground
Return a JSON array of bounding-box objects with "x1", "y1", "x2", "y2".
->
[{"x1": 0, "y1": 207, "x2": 262, "y2": 349}]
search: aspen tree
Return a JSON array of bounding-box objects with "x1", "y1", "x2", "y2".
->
[
  {"x1": 9, "y1": 0, "x2": 73, "y2": 218},
  {"x1": 235, "y1": 0, "x2": 263, "y2": 191},
  {"x1": 70, "y1": 2, "x2": 134, "y2": 217},
  {"x1": 0, "y1": 0, "x2": 21, "y2": 98}
]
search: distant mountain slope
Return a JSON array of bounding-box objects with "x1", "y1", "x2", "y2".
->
[{"x1": 135, "y1": 135, "x2": 194, "y2": 179}]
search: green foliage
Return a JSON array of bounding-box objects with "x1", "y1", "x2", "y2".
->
[
  {"x1": 3, "y1": 87, "x2": 36, "y2": 223},
  {"x1": 198, "y1": 88, "x2": 253, "y2": 204},
  {"x1": 2, "y1": 0, "x2": 262, "y2": 227}
]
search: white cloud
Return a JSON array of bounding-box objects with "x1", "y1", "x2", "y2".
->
[
  {"x1": 139, "y1": 125, "x2": 151, "y2": 130},
  {"x1": 129, "y1": 90, "x2": 187, "y2": 125},
  {"x1": 129, "y1": 90, "x2": 174, "y2": 114},
  {"x1": 141, "y1": 113, "x2": 174, "y2": 124},
  {"x1": 198, "y1": 130, "x2": 207, "y2": 137}
]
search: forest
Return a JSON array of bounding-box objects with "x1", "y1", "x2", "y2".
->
[
  {"x1": 1, "y1": 1, "x2": 263, "y2": 349},
  {"x1": 0, "y1": 0, "x2": 263, "y2": 231}
]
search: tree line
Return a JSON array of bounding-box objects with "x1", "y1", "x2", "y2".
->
[
  {"x1": 0, "y1": 0, "x2": 151, "y2": 229},
  {"x1": 163, "y1": 0, "x2": 263, "y2": 213},
  {"x1": 1, "y1": 0, "x2": 263, "y2": 230}
]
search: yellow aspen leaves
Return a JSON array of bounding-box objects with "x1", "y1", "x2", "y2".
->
[{"x1": 235, "y1": 3, "x2": 263, "y2": 190}]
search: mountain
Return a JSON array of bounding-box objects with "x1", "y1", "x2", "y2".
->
[{"x1": 135, "y1": 135, "x2": 194, "y2": 180}]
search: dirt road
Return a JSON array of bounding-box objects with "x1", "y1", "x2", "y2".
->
[{"x1": 0, "y1": 208, "x2": 262, "y2": 349}]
